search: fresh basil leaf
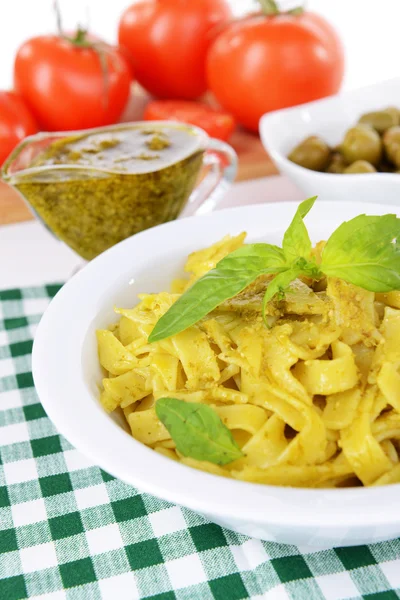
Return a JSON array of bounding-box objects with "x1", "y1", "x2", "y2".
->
[
  {"x1": 282, "y1": 196, "x2": 317, "y2": 262},
  {"x1": 217, "y1": 243, "x2": 286, "y2": 272},
  {"x1": 262, "y1": 268, "x2": 301, "y2": 322},
  {"x1": 148, "y1": 269, "x2": 259, "y2": 343},
  {"x1": 155, "y1": 397, "x2": 243, "y2": 465},
  {"x1": 149, "y1": 244, "x2": 287, "y2": 342},
  {"x1": 321, "y1": 214, "x2": 400, "y2": 292}
]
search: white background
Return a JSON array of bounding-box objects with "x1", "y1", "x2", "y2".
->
[{"x1": 0, "y1": 0, "x2": 399, "y2": 92}]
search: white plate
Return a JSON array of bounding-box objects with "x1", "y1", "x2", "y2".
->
[
  {"x1": 33, "y1": 200, "x2": 400, "y2": 548},
  {"x1": 260, "y1": 78, "x2": 400, "y2": 205}
]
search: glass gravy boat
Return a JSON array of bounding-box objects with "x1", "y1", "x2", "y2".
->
[{"x1": 2, "y1": 121, "x2": 237, "y2": 260}]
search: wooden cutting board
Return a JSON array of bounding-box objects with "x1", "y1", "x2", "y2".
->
[{"x1": 0, "y1": 89, "x2": 278, "y2": 225}]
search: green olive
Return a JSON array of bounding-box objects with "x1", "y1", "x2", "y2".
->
[
  {"x1": 340, "y1": 124, "x2": 382, "y2": 166},
  {"x1": 288, "y1": 136, "x2": 331, "y2": 171},
  {"x1": 383, "y1": 126, "x2": 400, "y2": 167},
  {"x1": 383, "y1": 107, "x2": 400, "y2": 126},
  {"x1": 343, "y1": 160, "x2": 377, "y2": 174},
  {"x1": 358, "y1": 110, "x2": 398, "y2": 133},
  {"x1": 325, "y1": 152, "x2": 347, "y2": 173}
]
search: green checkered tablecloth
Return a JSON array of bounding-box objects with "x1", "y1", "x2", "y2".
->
[{"x1": 1, "y1": 284, "x2": 400, "y2": 600}]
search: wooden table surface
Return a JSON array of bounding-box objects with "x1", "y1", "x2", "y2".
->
[{"x1": 0, "y1": 89, "x2": 278, "y2": 226}]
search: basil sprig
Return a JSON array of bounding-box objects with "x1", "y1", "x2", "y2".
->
[
  {"x1": 156, "y1": 398, "x2": 243, "y2": 465},
  {"x1": 149, "y1": 197, "x2": 400, "y2": 343},
  {"x1": 149, "y1": 243, "x2": 287, "y2": 342}
]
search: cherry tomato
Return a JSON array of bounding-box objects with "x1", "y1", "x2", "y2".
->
[
  {"x1": 0, "y1": 91, "x2": 38, "y2": 165},
  {"x1": 144, "y1": 100, "x2": 235, "y2": 141},
  {"x1": 118, "y1": 0, "x2": 232, "y2": 100},
  {"x1": 207, "y1": 12, "x2": 344, "y2": 132},
  {"x1": 14, "y1": 33, "x2": 132, "y2": 131}
]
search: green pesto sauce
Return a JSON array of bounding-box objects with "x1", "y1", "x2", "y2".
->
[{"x1": 15, "y1": 125, "x2": 204, "y2": 260}]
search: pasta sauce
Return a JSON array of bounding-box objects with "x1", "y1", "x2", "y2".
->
[{"x1": 12, "y1": 124, "x2": 205, "y2": 259}]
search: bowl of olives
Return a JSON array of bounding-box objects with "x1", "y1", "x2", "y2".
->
[{"x1": 260, "y1": 78, "x2": 400, "y2": 205}]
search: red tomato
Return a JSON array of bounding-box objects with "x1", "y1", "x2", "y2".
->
[
  {"x1": 14, "y1": 34, "x2": 132, "y2": 131},
  {"x1": 118, "y1": 0, "x2": 232, "y2": 99},
  {"x1": 144, "y1": 100, "x2": 235, "y2": 140},
  {"x1": 207, "y1": 12, "x2": 345, "y2": 132},
  {"x1": 0, "y1": 91, "x2": 38, "y2": 165}
]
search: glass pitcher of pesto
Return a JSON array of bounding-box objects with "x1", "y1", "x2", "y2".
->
[{"x1": 2, "y1": 122, "x2": 237, "y2": 260}]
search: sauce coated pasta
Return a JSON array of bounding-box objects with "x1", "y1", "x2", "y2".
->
[{"x1": 97, "y1": 234, "x2": 400, "y2": 488}]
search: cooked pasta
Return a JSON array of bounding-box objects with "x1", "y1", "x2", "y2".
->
[{"x1": 97, "y1": 234, "x2": 400, "y2": 488}]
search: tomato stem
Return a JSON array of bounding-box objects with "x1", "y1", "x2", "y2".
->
[
  {"x1": 71, "y1": 27, "x2": 91, "y2": 47},
  {"x1": 258, "y1": 0, "x2": 304, "y2": 16},
  {"x1": 53, "y1": 0, "x2": 63, "y2": 36},
  {"x1": 53, "y1": 1, "x2": 90, "y2": 47},
  {"x1": 258, "y1": 0, "x2": 279, "y2": 15},
  {"x1": 53, "y1": 0, "x2": 110, "y2": 108}
]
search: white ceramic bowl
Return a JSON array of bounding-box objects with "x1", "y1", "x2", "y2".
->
[
  {"x1": 33, "y1": 201, "x2": 400, "y2": 548},
  {"x1": 260, "y1": 78, "x2": 400, "y2": 205}
]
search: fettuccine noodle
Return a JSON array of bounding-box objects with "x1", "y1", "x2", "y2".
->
[{"x1": 97, "y1": 234, "x2": 400, "y2": 488}]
